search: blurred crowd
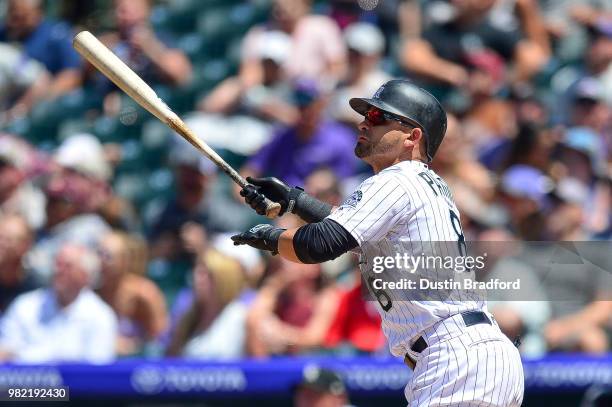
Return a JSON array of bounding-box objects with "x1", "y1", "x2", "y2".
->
[{"x1": 0, "y1": 0, "x2": 610, "y2": 364}]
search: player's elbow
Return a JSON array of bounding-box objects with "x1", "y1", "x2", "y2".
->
[{"x1": 292, "y1": 219, "x2": 358, "y2": 264}]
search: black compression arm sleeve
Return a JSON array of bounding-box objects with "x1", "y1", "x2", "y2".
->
[
  {"x1": 292, "y1": 218, "x2": 358, "y2": 264},
  {"x1": 292, "y1": 191, "x2": 333, "y2": 223}
]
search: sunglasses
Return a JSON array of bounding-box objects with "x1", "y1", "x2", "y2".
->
[{"x1": 364, "y1": 108, "x2": 416, "y2": 128}]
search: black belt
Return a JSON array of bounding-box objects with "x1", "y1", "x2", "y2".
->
[{"x1": 404, "y1": 311, "x2": 492, "y2": 369}]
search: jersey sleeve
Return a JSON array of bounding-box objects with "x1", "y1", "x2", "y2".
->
[{"x1": 327, "y1": 174, "x2": 409, "y2": 245}]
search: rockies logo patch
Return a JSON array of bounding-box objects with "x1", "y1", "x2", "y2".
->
[{"x1": 341, "y1": 190, "x2": 362, "y2": 208}]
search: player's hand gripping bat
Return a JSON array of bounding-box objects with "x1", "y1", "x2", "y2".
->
[{"x1": 73, "y1": 31, "x2": 281, "y2": 218}]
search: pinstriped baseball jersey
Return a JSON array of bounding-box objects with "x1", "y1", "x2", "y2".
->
[{"x1": 327, "y1": 160, "x2": 487, "y2": 357}]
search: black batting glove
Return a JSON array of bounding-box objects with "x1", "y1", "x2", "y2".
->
[
  {"x1": 231, "y1": 224, "x2": 286, "y2": 254},
  {"x1": 240, "y1": 176, "x2": 304, "y2": 216}
]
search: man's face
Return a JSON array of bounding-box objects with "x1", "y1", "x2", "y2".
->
[
  {"x1": 115, "y1": 0, "x2": 150, "y2": 32},
  {"x1": 0, "y1": 216, "x2": 30, "y2": 266},
  {"x1": 98, "y1": 234, "x2": 126, "y2": 279},
  {"x1": 53, "y1": 246, "x2": 90, "y2": 303},
  {"x1": 6, "y1": 0, "x2": 42, "y2": 39},
  {"x1": 45, "y1": 168, "x2": 97, "y2": 228},
  {"x1": 355, "y1": 108, "x2": 413, "y2": 161}
]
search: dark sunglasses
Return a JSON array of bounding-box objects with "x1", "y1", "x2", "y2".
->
[{"x1": 364, "y1": 108, "x2": 415, "y2": 128}]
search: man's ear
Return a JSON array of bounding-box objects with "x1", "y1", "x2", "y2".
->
[{"x1": 404, "y1": 128, "x2": 422, "y2": 147}]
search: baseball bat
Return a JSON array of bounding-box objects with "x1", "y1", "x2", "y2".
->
[{"x1": 72, "y1": 31, "x2": 281, "y2": 218}]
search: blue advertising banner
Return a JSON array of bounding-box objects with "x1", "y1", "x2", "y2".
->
[{"x1": 0, "y1": 355, "x2": 610, "y2": 398}]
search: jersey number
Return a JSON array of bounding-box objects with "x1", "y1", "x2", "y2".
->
[
  {"x1": 450, "y1": 209, "x2": 468, "y2": 264},
  {"x1": 367, "y1": 276, "x2": 392, "y2": 312}
]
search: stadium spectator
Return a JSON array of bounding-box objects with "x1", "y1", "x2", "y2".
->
[
  {"x1": 496, "y1": 164, "x2": 553, "y2": 239},
  {"x1": 0, "y1": 243, "x2": 117, "y2": 364},
  {"x1": 324, "y1": 271, "x2": 385, "y2": 354},
  {"x1": 241, "y1": 0, "x2": 347, "y2": 88},
  {"x1": 477, "y1": 229, "x2": 551, "y2": 357},
  {"x1": 294, "y1": 366, "x2": 350, "y2": 407},
  {"x1": 146, "y1": 142, "x2": 221, "y2": 305},
  {"x1": 0, "y1": 214, "x2": 37, "y2": 316},
  {"x1": 402, "y1": 0, "x2": 550, "y2": 101},
  {"x1": 542, "y1": 270, "x2": 611, "y2": 353},
  {"x1": 165, "y1": 250, "x2": 247, "y2": 359},
  {"x1": 96, "y1": 231, "x2": 167, "y2": 356},
  {"x1": 98, "y1": 0, "x2": 191, "y2": 88},
  {"x1": 186, "y1": 30, "x2": 297, "y2": 156},
  {"x1": 539, "y1": 0, "x2": 612, "y2": 62},
  {"x1": 241, "y1": 80, "x2": 357, "y2": 187},
  {"x1": 26, "y1": 134, "x2": 111, "y2": 284},
  {"x1": 0, "y1": 0, "x2": 81, "y2": 100},
  {"x1": 0, "y1": 135, "x2": 46, "y2": 229},
  {"x1": 0, "y1": 43, "x2": 50, "y2": 124},
  {"x1": 330, "y1": 23, "x2": 391, "y2": 126},
  {"x1": 246, "y1": 255, "x2": 339, "y2": 357}
]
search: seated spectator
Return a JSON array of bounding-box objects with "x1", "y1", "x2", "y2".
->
[
  {"x1": 0, "y1": 214, "x2": 37, "y2": 315},
  {"x1": 241, "y1": 0, "x2": 347, "y2": 87},
  {"x1": 246, "y1": 257, "x2": 339, "y2": 357},
  {"x1": 539, "y1": 0, "x2": 612, "y2": 62},
  {"x1": 96, "y1": 231, "x2": 167, "y2": 356},
  {"x1": 0, "y1": 43, "x2": 50, "y2": 124},
  {"x1": 402, "y1": 0, "x2": 550, "y2": 99},
  {"x1": 541, "y1": 256, "x2": 611, "y2": 354},
  {"x1": 324, "y1": 270, "x2": 385, "y2": 354},
  {"x1": 27, "y1": 134, "x2": 111, "y2": 284},
  {"x1": 0, "y1": 134, "x2": 46, "y2": 229},
  {"x1": 165, "y1": 250, "x2": 247, "y2": 359},
  {"x1": 496, "y1": 164, "x2": 553, "y2": 239},
  {"x1": 93, "y1": 0, "x2": 192, "y2": 96},
  {"x1": 477, "y1": 229, "x2": 551, "y2": 357},
  {"x1": 294, "y1": 366, "x2": 350, "y2": 407},
  {"x1": 0, "y1": 0, "x2": 81, "y2": 101},
  {"x1": 0, "y1": 243, "x2": 117, "y2": 364},
  {"x1": 146, "y1": 143, "x2": 219, "y2": 305},
  {"x1": 329, "y1": 23, "x2": 391, "y2": 126},
  {"x1": 241, "y1": 80, "x2": 357, "y2": 187},
  {"x1": 186, "y1": 30, "x2": 297, "y2": 156}
]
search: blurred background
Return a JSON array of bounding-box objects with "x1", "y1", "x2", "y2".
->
[{"x1": 0, "y1": 0, "x2": 610, "y2": 406}]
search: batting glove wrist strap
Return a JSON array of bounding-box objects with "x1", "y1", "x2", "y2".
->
[{"x1": 231, "y1": 224, "x2": 286, "y2": 254}]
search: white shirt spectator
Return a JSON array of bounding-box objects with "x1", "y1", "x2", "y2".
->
[
  {"x1": 0, "y1": 288, "x2": 117, "y2": 364},
  {"x1": 182, "y1": 300, "x2": 247, "y2": 359}
]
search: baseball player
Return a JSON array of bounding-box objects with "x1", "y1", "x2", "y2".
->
[{"x1": 232, "y1": 79, "x2": 524, "y2": 406}]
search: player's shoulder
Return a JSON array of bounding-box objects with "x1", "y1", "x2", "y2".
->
[{"x1": 374, "y1": 161, "x2": 429, "y2": 189}]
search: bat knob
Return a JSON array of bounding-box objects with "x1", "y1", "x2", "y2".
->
[{"x1": 264, "y1": 200, "x2": 282, "y2": 219}]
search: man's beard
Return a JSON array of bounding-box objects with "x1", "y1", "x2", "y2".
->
[
  {"x1": 354, "y1": 141, "x2": 372, "y2": 158},
  {"x1": 354, "y1": 138, "x2": 395, "y2": 159}
]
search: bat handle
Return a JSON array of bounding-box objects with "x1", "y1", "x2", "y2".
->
[{"x1": 264, "y1": 199, "x2": 282, "y2": 219}]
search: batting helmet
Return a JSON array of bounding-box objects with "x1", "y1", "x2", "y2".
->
[{"x1": 349, "y1": 79, "x2": 447, "y2": 162}]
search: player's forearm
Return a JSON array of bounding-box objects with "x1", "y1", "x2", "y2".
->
[
  {"x1": 278, "y1": 228, "x2": 303, "y2": 263},
  {"x1": 401, "y1": 40, "x2": 468, "y2": 86}
]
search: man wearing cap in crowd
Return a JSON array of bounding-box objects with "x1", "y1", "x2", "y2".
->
[
  {"x1": 147, "y1": 141, "x2": 219, "y2": 305},
  {"x1": 188, "y1": 30, "x2": 297, "y2": 157},
  {"x1": 294, "y1": 365, "x2": 352, "y2": 407},
  {"x1": 240, "y1": 79, "x2": 357, "y2": 188},
  {"x1": 330, "y1": 22, "x2": 391, "y2": 125},
  {"x1": 26, "y1": 134, "x2": 112, "y2": 284}
]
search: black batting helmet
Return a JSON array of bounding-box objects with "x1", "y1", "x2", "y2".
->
[{"x1": 349, "y1": 79, "x2": 447, "y2": 162}]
